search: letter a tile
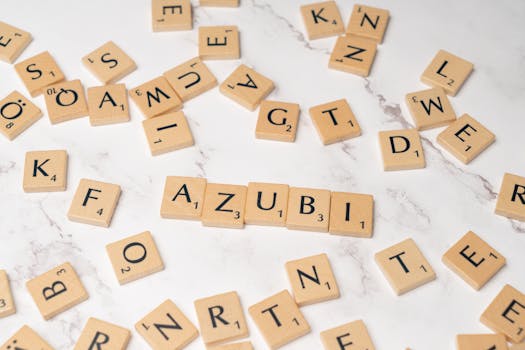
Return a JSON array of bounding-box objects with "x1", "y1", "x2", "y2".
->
[
  {"x1": 378, "y1": 129, "x2": 425, "y2": 171},
  {"x1": 495, "y1": 173, "x2": 525, "y2": 222},
  {"x1": 152, "y1": 0, "x2": 193, "y2": 32},
  {"x1": 135, "y1": 299, "x2": 199, "y2": 350},
  {"x1": 161, "y1": 176, "x2": 207, "y2": 220},
  {"x1": 74, "y1": 317, "x2": 131, "y2": 350},
  {"x1": 220, "y1": 64, "x2": 274, "y2": 111},
  {"x1": 23, "y1": 150, "x2": 68, "y2": 192},
  {"x1": 67, "y1": 179, "x2": 121, "y2": 227},
  {"x1": 320, "y1": 320, "x2": 376, "y2": 350},
  {"x1": 26, "y1": 262, "x2": 88, "y2": 320},
  {"x1": 87, "y1": 84, "x2": 130, "y2": 126},
  {"x1": 480, "y1": 284, "x2": 525, "y2": 343},
  {"x1": 0, "y1": 91, "x2": 42, "y2": 141},
  {"x1": 375, "y1": 238, "x2": 436, "y2": 295},
  {"x1": 1, "y1": 325, "x2": 54, "y2": 350}
]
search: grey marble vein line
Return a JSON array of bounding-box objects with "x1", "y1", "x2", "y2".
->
[
  {"x1": 0, "y1": 160, "x2": 16, "y2": 174},
  {"x1": 340, "y1": 142, "x2": 357, "y2": 161},
  {"x1": 386, "y1": 188, "x2": 431, "y2": 230},
  {"x1": 37, "y1": 201, "x2": 65, "y2": 239},
  {"x1": 509, "y1": 219, "x2": 525, "y2": 234},
  {"x1": 57, "y1": 310, "x2": 82, "y2": 349},
  {"x1": 249, "y1": 0, "x2": 331, "y2": 55},
  {"x1": 195, "y1": 147, "x2": 210, "y2": 177},
  {"x1": 337, "y1": 239, "x2": 374, "y2": 297}
]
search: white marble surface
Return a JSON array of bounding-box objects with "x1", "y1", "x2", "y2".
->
[{"x1": 1, "y1": 0, "x2": 525, "y2": 348}]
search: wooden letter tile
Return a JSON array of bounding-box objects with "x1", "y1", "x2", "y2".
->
[
  {"x1": 201, "y1": 183, "x2": 247, "y2": 229},
  {"x1": 0, "y1": 91, "x2": 42, "y2": 140},
  {"x1": 346, "y1": 4, "x2": 390, "y2": 43},
  {"x1": 255, "y1": 100, "x2": 300, "y2": 142},
  {"x1": 480, "y1": 284, "x2": 525, "y2": 343},
  {"x1": 130, "y1": 76, "x2": 182, "y2": 119},
  {"x1": 300, "y1": 1, "x2": 344, "y2": 40},
  {"x1": 142, "y1": 111, "x2": 194, "y2": 156},
  {"x1": 511, "y1": 344, "x2": 525, "y2": 350},
  {"x1": 405, "y1": 87, "x2": 456, "y2": 130},
  {"x1": 329, "y1": 35, "x2": 377, "y2": 77},
  {"x1": 248, "y1": 290, "x2": 310, "y2": 349},
  {"x1": 26, "y1": 262, "x2": 88, "y2": 320},
  {"x1": 200, "y1": 0, "x2": 239, "y2": 7},
  {"x1": 208, "y1": 341, "x2": 253, "y2": 350},
  {"x1": 194, "y1": 291, "x2": 248, "y2": 345},
  {"x1": 44, "y1": 79, "x2": 88, "y2": 124},
  {"x1": 245, "y1": 182, "x2": 289, "y2": 226},
  {"x1": 14, "y1": 51, "x2": 65, "y2": 97},
  {"x1": 421, "y1": 50, "x2": 473, "y2": 96},
  {"x1": 106, "y1": 231, "x2": 164, "y2": 285},
  {"x1": 0, "y1": 270, "x2": 15, "y2": 318},
  {"x1": 285, "y1": 253, "x2": 339, "y2": 306},
  {"x1": 329, "y1": 192, "x2": 374, "y2": 238},
  {"x1": 495, "y1": 173, "x2": 525, "y2": 221},
  {"x1": 163, "y1": 57, "x2": 217, "y2": 102},
  {"x1": 1, "y1": 325, "x2": 54, "y2": 350},
  {"x1": 286, "y1": 187, "x2": 331, "y2": 232},
  {"x1": 136, "y1": 299, "x2": 199, "y2": 349},
  {"x1": 0, "y1": 21, "x2": 32, "y2": 63},
  {"x1": 320, "y1": 320, "x2": 375, "y2": 350},
  {"x1": 74, "y1": 317, "x2": 131, "y2": 350},
  {"x1": 23, "y1": 150, "x2": 68, "y2": 192},
  {"x1": 161, "y1": 176, "x2": 207, "y2": 220},
  {"x1": 87, "y1": 84, "x2": 130, "y2": 126},
  {"x1": 199, "y1": 26, "x2": 240, "y2": 60},
  {"x1": 82, "y1": 41, "x2": 136, "y2": 84},
  {"x1": 442, "y1": 231, "x2": 505, "y2": 290},
  {"x1": 378, "y1": 129, "x2": 425, "y2": 171},
  {"x1": 152, "y1": 0, "x2": 193, "y2": 32},
  {"x1": 220, "y1": 64, "x2": 274, "y2": 111},
  {"x1": 309, "y1": 99, "x2": 361, "y2": 145},
  {"x1": 437, "y1": 114, "x2": 495, "y2": 164},
  {"x1": 374, "y1": 238, "x2": 436, "y2": 295},
  {"x1": 456, "y1": 334, "x2": 508, "y2": 350},
  {"x1": 67, "y1": 179, "x2": 121, "y2": 227}
]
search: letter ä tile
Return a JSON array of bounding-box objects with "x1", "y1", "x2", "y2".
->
[
  {"x1": 320, "y1": 320, "x2": 376, "y2": 350},
  {"x1": 201, "y1": 183, "x2": 247, "y2": 229},
  {"x1": 286, "y1": 187, "x2": 331, "y2": 232},
  {"x1": 135, "y1": 299, "x2": 199, "y2": 350},
  {"x1": 74, "y1": 317, "x2": 131, "y2": 350},
  {"x1": 248, "y1": 290, "x2": 310, "y2": 350},
  {"x1": 14, "y1": 51, "x2": 65, "y2": 97},
  {"x1": 82, "y1": 41, "x2": 136, "y2": 84},
  {"x1": 378, "y1": 129, "x2": 425, "y2": 171},
  {"x1": 194, "y1": 291, "x2": 248, "y2": 344},
  {"x1": 495, "y1": 173, "x2": 525, "y2": 221},
  {"x1": 255, "y1": 101, "x2": 300, "y2": 142},
  {"x1": 161, "y1": 176, "x2": 207, "y2": 220},
  {"x1": 300, "y1": 1, "x2": 344, "y2": 40},
  {"x1": 23, "y1": 150, "x2": 68, "y2": 192},
  {"x1": 1, "y1": 325, "x2": 54, "y2": 350},
  {"x1": 456, "y1": 333, "x2": 508, "y2": 350},
  {"x1": 44, "y1": 79, "x2": 88, "y2": 124},
  {"x1": 0, "y1": 270, "x2": 15, "y2": 318},
  {"x1": 0, "y1": 91, "x2": 42, "y2": 141},
  {"x1": 0, "y1": 21, "x2": 32, "y2": 63},
  {"x1": 220, "y1": 64, "x2": 274, "y2": 111},
  {"x1": 346, "y1": 4, "x2": 390, "y2": 43},
  {"x1": 26, "y1": 262, "x2": 88, "y2": 320}
]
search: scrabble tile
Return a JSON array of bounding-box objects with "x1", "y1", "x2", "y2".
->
[
  {"x1": 300, "y1": 1, "x2": 344, "y2": 40},
  {"x1": 23, "y1": 150, "x2": 68, "y2": 192},
  {"x1": 199, "y1": 26, "x2": 240, "y2": 60},
  {"x1": 496, "y1": 173, "x2": 525, "y2": 221},
  {"x1": 201, "y1": 183, "x2": 247, "y2": 229},
  {"x1": 329, "y1": 35, "x2": 377, "y2": 77},
  {"x1": 320, "y1": 320, "x2": 375, "y2": 350},
  {"x1": 163, "y1": 57, "x2": 217, "y2": 102},
  {"x1": 152, "y1": 0, "x2": 193, "y2": 32},
  {"x1": 44, "y1": 80, "x2": 88, "y2": 124},
  {"x1": 511, "y1": 344, "x2": 525, "y2": 350},
  {"x1": 437, "y1": 114, "x2": 495, "y2": 164},
  {"x1": 0, "y1": 270, "x2": 15, "y2": 318},
  {"x1": 244, "y1": 182, "x2": 289, "y2": 226},
  {"x1": 456, "y1": 334, "x2": 508, "y2": 350},
  {"x1": 130, "y1": 76, "x2": 182, "y2": 119},
  {"x1": 286, "y1": 187, "x2": 331, "y2": 232},
  {"x1": 329, "y1": 192, "x2": 374, "y2": 238},
  {"x1": 106, "y1": 231, "x2": 164, "y2": 285},
  {"x1": 194, "y1": 291, "x2": 248, "y2": 345},
  {"x1": 136, "y1": 299, "x2": 199, "y2": 349},
  {"x1": 285, "y1": 253, "x2": 339, "y2": 306},
  {"x1": 74, "y1": 317, "x2": 131, "y2": 350},
  {"x1": 26, "y1": 262, "x2": 88, "y2": 320},
  {"x1": 161, "y1": 176, "x2": 207, "y2": 220},
  {"x1": 200, "y1": 0, "x2": 239, "y2": 7},
  {"x1": 87, "y1": 84, "x2": 130, "y2": 126},
  {"x1": 249, "y1": 290, "x2": 310, "y2": 349},
  {"x1": 374, "y1": 238, "x2": 436, "y2": 295},
  {"x1": 405, "y1": 88, "x2": 456, "y2": 131},
  {"x1": 1, "y1": 325, "x2": 54, "y2": 350},
  {"x1": 0, "y1": 91, "x2": 42, "y2": 140},
  {"x1": 67, "y1": 179, "x2": 121, "y2": 227},
  {"x1": 220, "y1": 64, "x2": 274, "y2": 111},
  {"x1": 0, "y1": 21, "x2": 32, "y2": 63},
  {"x1": 208, "y1": 342, "x2": 253, "y2": 350},
  {"x1": 480, "y1": 284, "x2": 525, "y2": 343},
  {"x1": 82, "y1": 41, "x2": 137, "y2": 84},
  {"x1": 442, "y1": 231, "x2": 505, "y2": 290},
  {"x1": 309, "y1": 99, "x2": 361, "y2": 145},
  {"x1": 346, "y1": 4, "x2": 390, "y2": 43},
  {"x1": 421, "y1": 50, "x2": 473, "y2": 96},
  {"x1": 14, "y1": 51, "x2": 65, "y2": 97},
  {"x1": 378, "y1": 129, "x2": 425, "y2": 171},
  {"x1": 255, "y1": 100, "x2": 300, "y2": 142},
  {"x1": 142, "y1": 111, "x2": 194, "y2": 156}
]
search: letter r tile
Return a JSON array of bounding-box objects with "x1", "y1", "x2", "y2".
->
[
  {"x1": 74, "y1": 317, "x2": 131, "y2": 350},
  {"x1": 495, "y1": 173, "x2": 525, "y2": 222}
]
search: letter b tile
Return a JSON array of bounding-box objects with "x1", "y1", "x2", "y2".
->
[{"x1": 286, "y1": 187, "x2": 330, "y2": 232}]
